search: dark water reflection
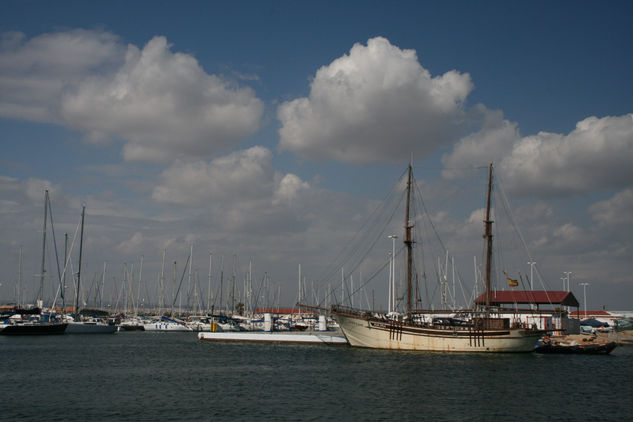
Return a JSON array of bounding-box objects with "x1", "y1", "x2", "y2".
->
[{"x1": 1, "y1": 332, "x2": 631, "y2": 421}]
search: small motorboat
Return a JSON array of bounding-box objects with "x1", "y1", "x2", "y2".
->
[{"x1": 534, "y1": 336, "x2": 617, "y2": 354}]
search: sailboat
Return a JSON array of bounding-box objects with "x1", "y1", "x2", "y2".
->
[
  {"x1": 143, "y1": 316, "x2": 192, "y2": 331},
  {"x1": 1, "y1": 191, "x2": 68, "y2": 335},
  {"x1": 330, "y1": 164, "x2": 543, "y2": 352},
  {"x1": 65, "y1": 205, "x2": 117, "y2": 334}
]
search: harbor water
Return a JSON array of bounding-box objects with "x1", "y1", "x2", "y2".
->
[{"x1": 1, "y1": 332, "x2": 632, "y2": 421}]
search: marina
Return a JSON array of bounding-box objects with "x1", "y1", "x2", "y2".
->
[{"x1": 1, "y1": 3, "x2": 631, "y2": 420}]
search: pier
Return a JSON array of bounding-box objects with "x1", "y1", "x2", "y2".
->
[{"x1": 198, "y1": 331, "x2": 348, "y2": 345}]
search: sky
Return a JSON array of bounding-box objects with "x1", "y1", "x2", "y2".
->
[{"x1": 1, "y1": 0, "x2": 632, "y2": 312}]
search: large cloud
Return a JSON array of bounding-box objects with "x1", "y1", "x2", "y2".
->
[
  {"x1": 0, "y1": 30, "x2": 123, "y2": 123},
  {"x1": 499, "y1": 114, "x2": 633, "y2": 195},
  {"x1": 61, "y1": 36, "x2": 263, "y2": 162},
  {"x1": 277, "y1": 37, "x2": 473, "y2": 164},
  {"x1": 152, "y1": 146, "x2": 309, "y2": 210},
  {"x1": 443, "y1": 113, "x2": 633, "y2": 196},
  {"x1": 0, "y1": 30, "x2": 264, "y2": 162}
]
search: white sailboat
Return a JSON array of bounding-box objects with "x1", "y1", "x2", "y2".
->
[
  {"x1": 143, "y1": 316, "x2": 192, "y2": 331},
  {"x1": 331, "y1": 164, "x2": 543, "y2": 352}
]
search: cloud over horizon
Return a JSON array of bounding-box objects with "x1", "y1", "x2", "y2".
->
[
  {"x1": 153, "y1": 146, "x2": 282, "y2": 206},
  {"x1": 444, "y1": 113, "x2": 633, "y2": 197},
  {"x1": 0, "y1": 30, "x2": 264, "y2": 163},
  {"x1": 151, "y1": 146, "x2": 314, "y2": 235}
]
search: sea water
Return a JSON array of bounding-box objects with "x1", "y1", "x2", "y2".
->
[{"x1": 1, "y1": 332, "x2": 631, "y2": 421}]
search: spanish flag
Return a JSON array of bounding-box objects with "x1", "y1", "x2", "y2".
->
[{"x1": 507, "y1": 277, "x2": 519, "y2": 287}]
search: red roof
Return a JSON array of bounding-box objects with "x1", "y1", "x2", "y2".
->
[
  {"x1": 569, "y1": 310, "x2": 613, "y2": 317},
  {"x1": 474, "y1": 290, "x2": 580, "y2": 307},
  {"x1": 253, "y1": 308, "x2": 307, "y2": 315}
]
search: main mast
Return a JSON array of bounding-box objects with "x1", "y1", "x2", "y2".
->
[
  {"x1": 484, "y1": 163, "x2": 493, "y2": 313},
  {"x1": 405, "y1": 164, "x2": 414, "y2": 314}
]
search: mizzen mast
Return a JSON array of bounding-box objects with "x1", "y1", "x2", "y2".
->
[{"x1": 484, "y1": 163, "x2": 494, "y2": 313}]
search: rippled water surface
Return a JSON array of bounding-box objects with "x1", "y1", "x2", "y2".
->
[{"x1": 1, "y1": 332, "x2": 631, "y2": 421}]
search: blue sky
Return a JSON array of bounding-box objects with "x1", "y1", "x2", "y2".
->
[{"x1": 1, "y1": 0, "x2": 632, "y2": 311}]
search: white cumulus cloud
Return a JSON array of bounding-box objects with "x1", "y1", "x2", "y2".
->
[
  {"x1": 443, "y1": 113, "x2": 633, "y2": 196},
  {"x1": 152, "y1": 146, "x2": 274, "y2": 205},
  {"x1": 499, "y1": 114, "x2": 633, "y2": 195},
  {"x1": 442, "y1": 108, "x2": 520, "y2": 178},
  {"x1": 152, "y1": 146, "x2": 309, "y2": 208},
  {"x1": 0, "y1": 30, "x2": 264, "y2": 162},
  {"x1": 61, "y1": 36, "x2": 263, "y2": 162},
  {"x1": 277, "y1": 36, "x2": 474, "y2": 164},
  {"x1": 0, "y1": 30, "x2": 123, "y2": 123},
  {"x1": 273, "y1": 173, "x2": 310, "y2": 205}
]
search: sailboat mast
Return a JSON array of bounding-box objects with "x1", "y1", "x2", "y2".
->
[
  {"x1": 38, "y1": 190, "x2": 49, "y2": 305},
  {"x1": 484, "y1": 164, "x2": 493, "y2": 313},
  {"x1": 75, "y1": 205, "x2": 85, "y2": 315},
  {"x1": 207, "y1": 252, "x2": 212, "y2": 314},
  {"x1": 405, "y1": 164, "x2": 414, "y2": 314},
  {"x1": 159, "y1": 248, "x2": 166, "y2": 313},
  {"x1": 18, "y1": 246, "x2": 23, "y2": 308},
  {"x1": 63, "y1": 233, "x2": 68, "y2": 309}
]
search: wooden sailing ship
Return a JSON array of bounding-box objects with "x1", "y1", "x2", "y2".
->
[{"x1": 330, "y1": 164, "x2": 543, "y2": 352}]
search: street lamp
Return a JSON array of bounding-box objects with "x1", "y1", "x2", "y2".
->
[
  {"x1": 579, "y1": 282, "x2": 590, "y2": 318},
  {"x1": 564, "y1": 271, "x2": 572, "y2": 291},
  {"x1": 387, "y1": 252, "x2": 392, "y2": 314},
  {"x1": 527, "y1": 261, "x2": 536, "y2": 290}
]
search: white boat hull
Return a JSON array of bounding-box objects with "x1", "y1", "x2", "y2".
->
[
  {"x1": 143, "y1": 322, "x2": 192, "y2": 331},
  {"x1": 333, "y1": 313, "x2": 540, "y2": 352}
]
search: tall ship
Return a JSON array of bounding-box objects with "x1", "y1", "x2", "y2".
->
[{"x1": 330, "y1": 164, "x2": 543, "y2": 352}]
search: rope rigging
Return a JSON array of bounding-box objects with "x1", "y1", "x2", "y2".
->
[{"x1": 312, "y1": 164, "x2": 555, "y2": 314}]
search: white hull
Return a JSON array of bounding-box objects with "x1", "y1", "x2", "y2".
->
[
  {"x1": 186, "y1": 321, "x2": 211, "y2": 331},
  {"x1": 333, "y1": 312, "x2": 540, "y2": 352},
  {"x1": 143, "y1": 322, "x2": 192, "y2": 331}
]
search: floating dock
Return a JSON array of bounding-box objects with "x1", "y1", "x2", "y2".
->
[{"x1": 198, "y1": 331, "x2": 348, "y2": 345}]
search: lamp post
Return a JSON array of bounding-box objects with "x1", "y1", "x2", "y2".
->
[
  {"x1": 527, "y1": 261, "x2": 536, "y2": 290},
  {"x1": 579, "y1": 282, "x2": 590, "y2": 318},
  {"x1": 388, "y1": 235, "x2": 397, "y2": 314},
  {"x1": 387, "y1": 252, "x2": 392, "y2": 314},
  {"x1": 563, "y1": 272, "x2": 572, "y2": 291}
]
